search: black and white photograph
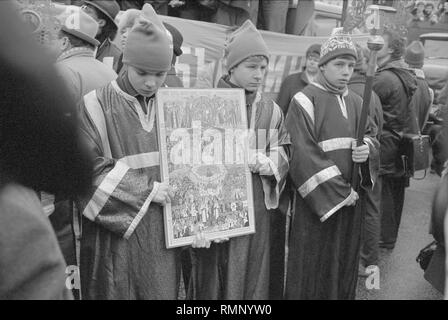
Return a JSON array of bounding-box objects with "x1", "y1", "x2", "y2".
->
[
  {"x1": 1, "y1": 0, "x2": 448, "y2": 306},
  {"x1": 157, "y1": 88, "x2": 256, "y2": 248}
]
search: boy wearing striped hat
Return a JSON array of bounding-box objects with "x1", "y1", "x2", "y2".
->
[{"x1": 285, "y1": 34, "x2": 379, "y2": 300}]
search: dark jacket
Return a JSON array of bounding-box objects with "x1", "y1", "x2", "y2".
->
[
  {"x1": 349, "y1": 71, "x2": 384, "y2": 139},
  {"x1": 277, "y1": 71, "x2": 310, "y2": 114},
  {"x1": 0, "y1": 184, "x2": 72, "y2": 300},
  {"x1": 406, "y1": 68, "x2": 432, "y2": 133},
  {"x1": 96, "y1": 39, "x2": 122, "y2": 73},
  {"x1": 373, "y1": 59, "x2": 418, "y2": 175}
]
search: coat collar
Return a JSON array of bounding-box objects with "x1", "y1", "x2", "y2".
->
[{"x1": 57, "y1": 47, "x2": 95, "y2": 63}]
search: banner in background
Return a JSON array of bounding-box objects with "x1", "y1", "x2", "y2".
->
[{"x1": 161, "y1": 16, "x2": 369, "y2": 98}]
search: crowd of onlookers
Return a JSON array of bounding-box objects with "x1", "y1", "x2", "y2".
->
[
  {"x1": 54, "y1": 0, "x2": 316, "y2": 34},
  {"x1": 407, "y1": 0, "x2": 448, "y2": 25}
]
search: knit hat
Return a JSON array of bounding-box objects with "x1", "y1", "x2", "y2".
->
[
  {"x1": 224, "y1": 20, "x2": 269, "y2": 71},
  {"x1": 319, "y1": 34, "x2": 357, "y2": 67},
  {"x1": 53, "y1": 4, "x2": 100, "y2": 47},
  {"x1": 163, "y1": 22, "x2": 183, "y2": 57},
  {"x1": 84, "y1": 0, "x2": 120, "y2": 28},
  {"x1": 306, "y1": 44, "x2": 322, "y2": 58},
  {"x1": 405, "y1": 40, "x2": 425, "y2": 69},
  {"x1": 122, "y1": 4, "x2": 173, "y2": 73}
]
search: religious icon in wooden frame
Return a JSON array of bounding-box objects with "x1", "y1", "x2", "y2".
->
[{"x1": 156, "y1": 88, "x2": 255, "y2": 249}]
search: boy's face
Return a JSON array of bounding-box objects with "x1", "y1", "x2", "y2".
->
[
  {"x1": 305, "y1": 53, "x2": 320, "y2": 74},
  {"x1": 229, "y1": 56, "x2": 268, "y2": 92},
  {"x1": 320, "y1": 55, "x2": 356, "y2": 88},
  {"x1": 127, "y1": 65, "x2": 167, "y2": 97}
]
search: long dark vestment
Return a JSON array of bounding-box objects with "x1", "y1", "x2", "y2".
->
[
  {"x1": 188, "y1": 77, "x2": 291, "y2": 300},
  {"x1": 77, "y1": 73, "x2": 180, "y2": 300},
  {"x1": 285, "y1": 82, "x2": 379, "y2": 300}
]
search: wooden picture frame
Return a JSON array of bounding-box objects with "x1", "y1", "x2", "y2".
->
[{"x1": 156, "y1": 88, "x2": 255, "y2": 249}]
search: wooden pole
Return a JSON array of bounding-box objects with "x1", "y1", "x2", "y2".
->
[
  {"x1": 350, "y1": 30, "x2": 384, "y2": 190},
  {"x1": 341, "y1": 0, "x2": 349, "y2": 26}
]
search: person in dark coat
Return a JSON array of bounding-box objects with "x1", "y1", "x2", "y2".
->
[
  {"x1": 348, "y1": 44, "x2": 383, "y2": 275},
  {"x1": 0, "y1": 1, "x2": 91, "y2": 299},
  {"x1": 81, "y1": 0, "x2": 122, "y2": 71},
  {"x1": 285, "y1": 33, "x2": 379, "y2": 300},
  {"x1": 277, "y1": 43, "x2": 321, "y2": 114},
  {"x1": 373, "y1": 29, "x2": 418, "y2": 250},
  {"x1": 404, "y1": 41, "x2": 433, "y2": 133}
]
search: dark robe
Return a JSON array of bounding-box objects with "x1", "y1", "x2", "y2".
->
[
  {"x1": 285, "y1": 82, "x2": 379, "y2": 300},
  {"x1": 189, "y1": 77, "x2": 290, "y2": 300}
]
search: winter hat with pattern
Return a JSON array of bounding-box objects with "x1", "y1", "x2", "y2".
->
[
  {"x1": 122, "y1": 3, "x2": 172, "y2": 73},
  {"x1": 224, "y1": 20, "x2": 269, "y2": 71},
  {"x1": 405, "y1": 40, "x2": 425, "y2": 69},
  {"x1": 318, "y1": 34, "x2": 357, "y2": 67}
]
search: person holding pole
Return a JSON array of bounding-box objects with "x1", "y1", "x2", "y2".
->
[{"x1": 285, "y1": 32, "x2": 380, "y2": 300}]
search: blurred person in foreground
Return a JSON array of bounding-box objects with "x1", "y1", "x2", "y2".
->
[{"x1": 0, "y1": 1, "x2": 91, "y2": 299}]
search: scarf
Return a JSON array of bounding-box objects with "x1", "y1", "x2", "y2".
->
[
  {"x1": 315, "y1": 70, "x2": 348, "y2": 96},
  {"x1": 57, "y1": 47, "x2": 95, "y2": 63},
  {"x1": 220, "y1": 75, "x2": 258, "y2": 106}
]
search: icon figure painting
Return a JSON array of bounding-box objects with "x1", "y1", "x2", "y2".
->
[{"x1": 157, "y1": 88, "x2": 255, "y2": 248}]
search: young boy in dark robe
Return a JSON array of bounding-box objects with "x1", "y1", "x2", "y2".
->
[
  {"x1": 285, "y1": 34, "x2": 379, "y2": 300},
  {"x1": 190, "y1": 20, "x2": 290, "y2": 300}
]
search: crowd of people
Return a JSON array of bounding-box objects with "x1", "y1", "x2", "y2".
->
[
  {"x1": 1, "y1": 0, "x2": 448, "y2": 301},
  {"x1": 407, "y1": 0, "x2": 448, "y2": 25},
  {"x1": 54, "y1": 0, "x2": 316, "y2": 34}
]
